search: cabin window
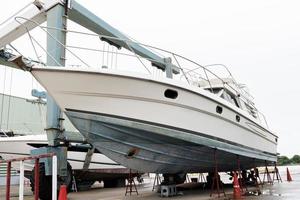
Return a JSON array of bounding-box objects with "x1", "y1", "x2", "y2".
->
[
  {"x1": 211, "y1": 88, "x2": 222, "y2": 94},
  {"x1": 236, "y1": 115, "x2": 240, "y2": 122},
  {"x1": 204, "y1": 88, "x2": 224, "y2": 97},
  {"x1": 233, "y1": 98, "x2": 240, "y2": 108},
  {"x1": 245, "y1": 103, "x2": 258, "y2": 118},
  {"x1": 216, "y1": 106, "x2": 223, "y2": 114},
  {"x1": 221, "y1": 91, "x2": 240, "y2": 108},
  {"x1": 164, "y1": 89, "x2": 178, "y2": 99}
]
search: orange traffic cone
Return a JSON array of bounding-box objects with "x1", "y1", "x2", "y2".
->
[
  {"x1": 58, "y1": 185, "x2": 67, "y2": 200},
  {"x1": 233, "y1": 172, "x2": 241, "y2": 199},
  {"x1": 287, "y1": 168, "x2": 293, "y2": 182}
]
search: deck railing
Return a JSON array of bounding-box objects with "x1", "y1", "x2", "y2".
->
[{"x1": 5, "y1": 17, "x2": 269, "y2": 128}]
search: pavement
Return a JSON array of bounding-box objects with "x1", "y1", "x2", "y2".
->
[{"x1": 1, "y1": 168, "x2": 299, "y2": 200}]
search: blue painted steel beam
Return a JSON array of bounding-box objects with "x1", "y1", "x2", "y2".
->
[
  {"x1": 68, "y1": 0, "x2": 179, "y2": 74},
  {"x1": 45, "y1": 4, "x2": 67, "y2": 146}
]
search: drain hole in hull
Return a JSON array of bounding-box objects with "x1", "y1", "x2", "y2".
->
[{"x1": 126, "y1": 148, "x2": 140, "y2": 159}]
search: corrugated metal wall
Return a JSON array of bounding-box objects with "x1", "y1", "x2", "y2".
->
[
  {"x1": 0, "y1": 158, "x2": 20, "y2": 186},
  {"x1": 0, "y1": 93, "x2": 46, "y2": 134},
  {"x1": 0, "y1": 160, "x2": 8, "y2": 177},
  {"x1": 0, "y1": 159, "x2": 18, "y2": 177},
  {"x1": 0, "y1": 93, "x2": 77, "y2": 134},
  {"x1": 0, "y1": 93, "x2": 78, "y2": 180}
]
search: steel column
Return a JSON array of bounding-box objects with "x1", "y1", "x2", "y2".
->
[
  {"x1": 19, "y1": 161, "x2": 25, "y2": 200},
  {"x1": 46, "y1": 3, "x2": 67, "y2": 146},
  {"x1": 6, "y1": 161, "x2": 11, "y2": 200},
  {"x1": 34, "y1": 159, "x2": 40, "y2": 200},
  {"x1": 52, "y1": 155, "x2": 58, "y2": 200}
]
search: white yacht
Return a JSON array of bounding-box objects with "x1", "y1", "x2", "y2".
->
[
  {"x1": 0, "y1": 0, "x2": 277, "y2": 177},
  {"x1": 29, "y1": 64, "x2": 277, "y2": 174}
]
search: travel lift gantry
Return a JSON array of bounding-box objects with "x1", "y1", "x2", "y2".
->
[{"x1": 0, "y1": 0, "x2": 180, "y2": 197}]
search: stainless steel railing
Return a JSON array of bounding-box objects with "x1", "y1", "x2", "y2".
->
[{"x1": 4, "y1": 17, "x2": 269, "y2": 128}]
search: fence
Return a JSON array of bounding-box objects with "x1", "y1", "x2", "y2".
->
[{"x1": 0, "y1": 153, "x2": 57, "y2": 200}]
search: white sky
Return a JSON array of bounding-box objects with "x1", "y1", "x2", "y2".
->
[{"x1": 0, "y1": 0, "x2": 299, "y2": 157}]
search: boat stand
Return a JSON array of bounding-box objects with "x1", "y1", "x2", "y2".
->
[
  {"x1": 198, "y1": 173, "x2": 206, "y2": 183},
  {"x1": 262, "y1": 161, "x2": 273, "y2": 185},
  {"x1": 252, "y1": 159, "x2": 262, "y2": 193},
  {"x1": 272, "y1": 162, "x2": 282, "y2": 183},
  {"x1": 152, "y1": 173, "x2": 162, "y2": 191},
  {"x1": 71, "y1": 175, "x2": 78, "y2": 192},
  {"x1": 236, "y1": 155, "x2": 248, "y2": 193},
  {"x1": 255, "y1": 167, "x2": 263, "y2": 186},
  {"x1": 185, "y1": 174, "x2": 191, "y2": 183},
  {"x1": 198, "y1": 173, "x2": 206, "y2": 190},
  {"x1": 125, "y1": 169, "x2": 138, "y2": 196},
  {"x1": 210, "y1": 149, "x2": 226, "y2": 198}
]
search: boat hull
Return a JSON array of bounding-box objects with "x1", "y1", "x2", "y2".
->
[
  {"x1": 65, "y1": 109, "x2": 273, "y2": 173},
  {"x1": 32, "y1": 67, "x2": 277, "y2": 173}
]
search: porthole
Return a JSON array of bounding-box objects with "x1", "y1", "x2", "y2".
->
[
  {"x1": 164, "y1": 89, "x2": 178, "y2": 99},
  {"x1": 216, "y1": 106, "x2": 223, "y2": 114},
  {"x1": 126, "y1": 148, "x2": 139, "y2": 159},
  {"x1": 236, "y1": 115, "x2": 240, "y2": 122}
]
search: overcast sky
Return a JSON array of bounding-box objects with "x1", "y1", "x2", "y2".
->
[{"x1": 0, "y1": 0, "x2": 299, "y2": 157}]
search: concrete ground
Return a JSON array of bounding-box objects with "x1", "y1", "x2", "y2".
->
[{"x1": 1, "y1": 169, "x2": 299, "y2": 200}]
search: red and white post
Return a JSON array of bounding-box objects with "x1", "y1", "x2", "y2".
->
[{"x1": 1, "y1": 153, "x2": 57, "y2": 200}]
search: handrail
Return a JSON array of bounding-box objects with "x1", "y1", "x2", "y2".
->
[
  {"x1": 0, "y1": 153, "x2": 58, "y2": 200},
  {"x1": 8, "y1": 17, "x2": 266, "y2": 126},
  {"x1": 28, "y1": 23, "x2": 251, "y2": 102},
  {"x1": 170, "y1": 53, "x2": 256, "y2": 107},
  {"x1": 15, "y1": 17, "x2": 92, "y2": 68},
  {"x1": 204, "y1": 64, "x2": 254, "y2": 100},
  {"x1": 0, "y1": 152, "x2": 55, "y2": 163}
]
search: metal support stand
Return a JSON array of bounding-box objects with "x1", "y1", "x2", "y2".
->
[
  {"x1": 198, "y1": 173, "x2": 206, "y2": 190},
  {"x1": 253, "y1": 159, "x2": 262, "y2": 184},
  {"x1": 272, "y1": 162, "x2": 282, "y2": 183},
  {"x1": 236, "y1": 155, "x2": 248, "y2": 192},
  {"x1": 198, "y1": 173, "x2": 206, "y2": 183},
  {"x1": 262, "y1": 161, "x2": 273, "y2": 185},
  {"x1": 72, "y1": 175, "x2": 78, "y2": 192},
  {"x1": 82, "y1": 147, "x2": 95, "y2": 170},
  {"x1": 185, "y1": 174, "x2": 191, "y2": 183},
  {"x1": 253, "y1": 159, "x2": 262, "y2": 192},
  {"x1": 255, "y1": 167, "x2": 262, "y2": 185},
  {"x1": 161, "y1": 185, "x2": 177, "y2": 197},
  {"x1": 210, "y1": 149, "x2": 226, "y2": 198},
  {"x1": 125, "y1": 169, "x2": 138, "y2": 196},
  {"x1": 152, "y1": 173, "x2": 162, "y2": 191}
]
